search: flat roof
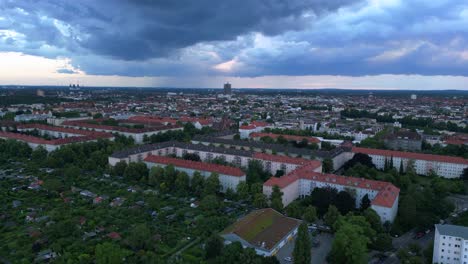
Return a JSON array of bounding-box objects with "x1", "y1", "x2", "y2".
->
[
  {"x1": 222, "y1": 208, "x2": 301, "y2": 251},
  {"x1": 436, "y1": 224, "x2": 468, "y2": 240}
]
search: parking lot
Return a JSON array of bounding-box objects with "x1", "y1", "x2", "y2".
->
[{"x1": 276, "y1": 232, "x2": 334, "y2": 264}]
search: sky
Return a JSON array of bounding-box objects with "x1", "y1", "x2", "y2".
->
[{"x1": 1, "y1": 0, "x2": 468, "y2": 90}]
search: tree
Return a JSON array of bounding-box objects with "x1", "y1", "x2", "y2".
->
[
  {"x1": 182, "y1": 152, "x2": 201, "y2": 161},
  {"x1": 250, "y1": 182, "x2": 263, "y2": 195},
  {"x1": 200, "y1": 195, "x2": 220, "y2": 212},
  {"x1": 372, "y1": 233, "x2": 393, "y2": 251},
  {"x1": 276, "y1": 135, "x2": 288, "y2": 144},
  {"x1": 360, "y1": 194, "x2": 371, "y2": 211},
  {"x1": 128, "y1": 224, "x2": 151, "y2": 250},
  {"x1": 363, "y1": 208, "x2": 382, "y2": 233},
  {"x1": 174, "y1": 172, "x2": 190, "y2": 195},
  {"x1": 329, "y1": 222, "x2": 369, "y2": 264},
  {"x1": 344, "y1": 153, "x2": 375, "y2": 171},
  {"x1": 285, "y1": 201, "x2": 302, "y2": 218},
  {"x1": 163, "y1": 164, "x2": 177, "y2": 189},
  {"x1": 270, "y1": 185, "x2": 284, "y2": 212},
  {"x1": 148, "y1": 166, "x2": 164, "y2": 186},
  {"x1": 304, "y1": 187, "x2": 338, "y2": 215},
  {"x1": 293, "y1": 223, "x2": 311, "y2": 264},
  {"x1": 462, "y1": 167, "x2": 468, "y2": 181},
  {"x1": 191, "y1": 172, "x2": 205, "y2": 197},
  {"x1": 406, "y1": 160, "x2": 417, "y2": 176},
  {"x1": 335, "y1": 191, "x2": 355, "y2": 215},
  {"x1": 253, "y1": 193, "x2": 268, "y2": 208},
  {"x1": 64, "y1": 165, "x2": 80, "y2": 178},
  {"x1": 303, "y1": 206, "x2": 317, "y2": 223},
  {"x1": 31, "y1": 146, "x2": 48, "y2": 165},
  {"x1": 124, "y1": 162, "x2": 148, "y2": 181},
  {"x1": 247, "y1": 160, "x2": 270, "y2": 184},
  {"x1": 236, "y1": 182, "x2": 250, "y2": 200},
  {"x1": 113, "y1": 161, "x2": 128, "y2": 177},
  {"x1": 324, "y1": 205, "x2": 341, "y2": 228},
  {"x1": 322, "y1": 158, "x2": 334, "y2": 173},
  {"x1": 43, "y1": 178, "x2": 64, "y2": 193},
  {"x1": 399, "y1": 160, "x2": 404, "y2": 174},
  {"x1": 204, "y1": 173, "x2": 221, "y2": 196},
  {"x1": 95, "y1": 242, "x2": 130, "y2": 264},
  {"x1": 205, "y1": 234, "x2": 223, "y2": 259}
]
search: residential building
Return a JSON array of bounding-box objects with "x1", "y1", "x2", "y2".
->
[
  {"x1": 263, "y1": 163, "x2": 399, "y2": 223},
  {"x1": 221, "y1": 208, "x2": 301, "y2": 256},
  {"x1": 0, "y1": 124, "x2": 114, "y2": 151},
  {"x1": 384, "y1": 130, "x2": 422, "y2": 151},
  {"x1": 433, "y1": 224, "x2": 468, "y2": 264},
  {"x1": 352, "y1": 147, "x2": 468, "y2": 178},
  {"x1": 61, "y1": 119, "x2": 183, "y2": 143},
  {"x1": 144, "y1": 155, "x2": 245, "y2": 192},
  {"x1": 239, "y1": 121, "x2": 273, "y2": 139},
  {"x1": 249, "y1": 132, "x2": 321, "y2": 148}
]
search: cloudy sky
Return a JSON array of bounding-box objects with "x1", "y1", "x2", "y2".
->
[{"x1": 1, "y1": 0, "x2": 468, "y2": 89}]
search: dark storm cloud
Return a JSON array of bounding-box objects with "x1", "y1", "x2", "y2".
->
[
  {"x1": 2, "y1": 0, "x2": 468, "y2": 78},
  {"x1": 1, "y1": 0, "x2": 358, "y2": 60}
]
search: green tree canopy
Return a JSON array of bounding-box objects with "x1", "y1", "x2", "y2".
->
[{"x1": 293, "y1": 223, "x2": 311, "y2": 264}]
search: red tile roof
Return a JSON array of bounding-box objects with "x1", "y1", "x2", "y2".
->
[
  {"x1": 250, "y1": 132, "x2": 320, "y2": 144},
  {"x1": 127, "y1": 116, "x2": 178, "y2": 125},
  {"x1": 264, "y1": 163, "x2": 400, "y2": 208},
  {"x1": 253, "y1": 152, "x2": 319, "y2": 166},
  {"x1": 239, "y1": 121, "x2": 271, "y2": 130},
  {"x1": 444, "y1": 134, "x2": 468, "y2": 146},
  {"x1": 179, "y1": 116, "x2": 213, "y2": 125},
  {"x1": 352, "y1": 147, "x2": 468, "y2": 165},
  {"x1": 144, "y1": 155, "x2": 245, "y2": 177},
  {"x1": 240, "y1": 125, "x2": 255, "y2": 129}
]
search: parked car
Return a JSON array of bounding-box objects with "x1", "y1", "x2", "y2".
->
[
  {"x1": 284, "y1": 257, "x2": 292, "y2": 262},
  {"x1": 413, "y1": 232, "x2": 425, "y2": 239}
]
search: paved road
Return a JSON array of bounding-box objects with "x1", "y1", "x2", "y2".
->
[
  {"x1": 449, "y1": 194, "x2": 468, "y2": 213},
  {"x1": 276, "y1": 232, "x2": 333, "y2": 264}
]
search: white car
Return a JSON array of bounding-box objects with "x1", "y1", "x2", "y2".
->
[{"x1": 284, "y1": 257, "x2": 292, "y2": 262}]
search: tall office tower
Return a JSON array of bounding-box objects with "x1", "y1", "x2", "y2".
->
[{"x1": 224, "y1": 82, "x2": 232, "y2": 95}]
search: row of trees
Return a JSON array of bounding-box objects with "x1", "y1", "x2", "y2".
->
[{"x1": 113, "y1": 161, "x2": 222, "y2": 198}]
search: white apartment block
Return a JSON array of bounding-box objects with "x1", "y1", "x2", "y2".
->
[
  {"x1": 263, "y1": 163, "x2": 400, "y2": 223},
  {"x1": 433, "y1": 224, "x2": 468, "y2": 264},
  {"x1": 353, "y1": 147, "x2": 468, "y2": 179}
]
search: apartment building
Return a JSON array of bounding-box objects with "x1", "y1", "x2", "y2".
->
[
  {"x1": 352, "y1": 147, "x2": 468, "y2": 179},
  {"x1": 263, "y1": 162, "x2": 399, "y2": 223},
  {"x1": 0, "y1": 124, "x2": 114, "y2": 151},
  {"x1": 433, "y1": 224, "x2": 468, "y2": 264},
  {"x1": 144, "y1": 155, "x2": 245, "y2": 192}
]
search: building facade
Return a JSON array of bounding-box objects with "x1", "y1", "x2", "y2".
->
[
  {"x1": 433, "y1": 224, "x2": 468, "y2": 264},
  {"x1": 144, "y1": 155, "x2": 246, "y2": 192},
  {"x1": 352, "y1": 147, "x2": 468, "y2": 179},
  {"x1": 263, "y1": 163, "x2": 400, "y2": 223}
]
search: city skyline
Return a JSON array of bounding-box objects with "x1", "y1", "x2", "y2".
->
[{"x1": 1, "y1": 0, "x2": 468, "y2": 90}]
